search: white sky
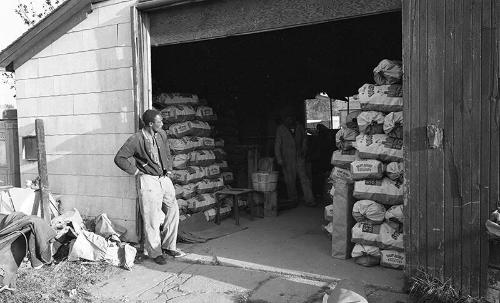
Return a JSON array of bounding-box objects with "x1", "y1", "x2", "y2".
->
[{"x1": 0, "y1": 0, "x2": 47, "y2": 107}]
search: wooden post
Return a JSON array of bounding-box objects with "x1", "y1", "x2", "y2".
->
[{"x1": 35, "y1": 119, "x2": 50, "y2": 224}]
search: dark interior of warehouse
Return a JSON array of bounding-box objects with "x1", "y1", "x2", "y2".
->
[{"x1": 151, "y1": 11, "x2": 402, "y2": 196}]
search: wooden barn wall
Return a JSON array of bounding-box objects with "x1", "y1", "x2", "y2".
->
[
  {"x1": 148, "y1": 0, "x2": 401, "y2": 46},
  {"x1": 15, "y1": 0, "x2": 139, "y2": 242},
  {"x1": 403, "y1": 0, "x2": 500, "y2": 296}
]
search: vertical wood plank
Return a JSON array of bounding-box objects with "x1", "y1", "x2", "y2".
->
[
  {"x1": 418, "y1": 0, "x2": 429, "y2": 273},
  {"x1": 452, "y1": 0, "x2": 464, "y2": 290},
  {"x1": 479, "y1": 0, "x2": 493, "y2": 294},
  {"x1": 426, "y1": 0, "x2": 440, "y2": 278},
  {"x1": 461, "y1": 0, "x2": 473, "y2": 295},
  {"x1": 443, "y1": 0, "x2": 456, "y2": 281},
  {"x1": 35, "y1": 119, "x2": 50, "y2": 224},
  {"x1": 470, "y1": 0, "x2": 483, "y2": 296}
]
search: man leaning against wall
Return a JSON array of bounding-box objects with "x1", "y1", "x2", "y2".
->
[{"x1": 114, "y1": 109, "x2": 186, "y2": 265}]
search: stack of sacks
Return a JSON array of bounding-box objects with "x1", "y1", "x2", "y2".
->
[
  {"x1": 348, "y1": 59, "x2": 405, "y2": 268},
  {"x1": 158, "y1": 94, "x2": 231, "y2": 221}
]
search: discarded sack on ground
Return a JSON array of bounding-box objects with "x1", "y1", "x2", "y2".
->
[{"x1": 353, "y1": 178, "x2": 404, "y2": 205}]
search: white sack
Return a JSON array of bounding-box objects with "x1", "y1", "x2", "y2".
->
[
  {"x1": 331, "y1": 150, "x2": 360, "y2": 169},
  {"x1": 351, "y1": 222, "x2": 381, "y2": 247},
  {"x1": 358, "y1": 84, "x2": 403, "y2": 113},
  {"x1": 355, "y1": 134, "x2": 404, "y2": 163},
  {"x1": 356, "y1": 111, "x2": 385, "y2": 135},
  {"x1": 196, "y1": 178, "x2": 224, "y2": 194},
  {"x1": 350, "y1": 159, "x2": 384, "y2": 180},
  {"x1": 324, "y1": 204, "x2": 334, "y2": 221},
  {"x1": 383, "y1": 111, "x2": 403, "y2": 139},
  {"x1": 353, "y1": 178, "x2": 404, "y2": 205},
  {"x1": 161, "y1": 104, "x2": 196, "y2": 123},
  {"x1": 336, "y1": 128, "x2": 359, "y2": 150},
  {"x1": 329, "y1": 167, "x2": 353, "y2": 183},
  {"x1": 386, "y1": 162, "x2": 404, "y2": 181},
  {"x1": 204, "y1": 164, "x2": 221, "y2": 179},
  {"x1": 373, "y1": 59, "x2": 403, "y2": 85},
  {"x1": 379, "y1": 222, "x2": 404, "y2": 251},
  {"x1": 380, "y1": 250, "x2": 405, "y2": 269},
  {"x1": 174, "y1": 184, "x2": 184, "y2": 199},
  {"x1": 385, "y1": 205, "x2": 404, "y2": 224},
  {"x1": 351, "y1": 243, "x2": 381, "y2": 258},
  {"x1": 181, "y1": 183, "x2": 198, "y2": 199},
  {"x1": 352, "y1": 200, "x2": 386, "y2": 224}
]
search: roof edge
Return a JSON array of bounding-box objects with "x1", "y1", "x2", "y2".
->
[{"x1": 0, "y1": 0, "x2": 94, "y2": 71}]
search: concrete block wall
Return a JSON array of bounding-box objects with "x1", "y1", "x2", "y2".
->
[{"x1": 15, "y1": 0, "x2": 139, "y2": 242}]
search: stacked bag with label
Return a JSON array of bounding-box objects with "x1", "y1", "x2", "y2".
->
[
  {"x1": 347, "y1": 59, "x2": 405, "y2": 269},
  {"x1": 154, "y1": 93, "x2": 232, "y2": 221}
]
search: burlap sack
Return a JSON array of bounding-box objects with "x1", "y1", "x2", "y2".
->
[
  {"x1": 358, "y1": 84, "x2": 403, "y2": 113},
  {"x1": 190, "y1": 120, "x2": 212, "y2": 137},
  {"x1": 189, "y1": 150, "x2": 216, "y2": 166},
  {"x1": 350, "y1": 159, "x2": 384, "y2": 180},
  {"x1": 161, "y1": 104, "x2": 196, "y2": 123},
  {"x1": 168, "y1": 137, "x2": 202, "y2": 154},
  {"x1": 385, "y1": 205, "x2": 404, "y2": 224},
  {"x1": 330, "y1": 178, "x2": 356, "y2": 259},
  {"x1": 156, "y1": 93, "x2": 199, "y2": 106},
  {"x1": 196, "y1": 106, "x2": 217, "y2": 121},
  {"x1": 353, "y1": 178, "x2": 404, "y2": 205},
  {"x1": 203, "y1": 164, "x2": 221, "y2": 179},
  {"x1": 196, "y1": 178, "x2": 224, "y2": 194},
  {"x1": 181, "y1": 183, "x2": 198, "y2": 199},
  {"x1": 187, "y1": 194, "x2": 216, "y2": 213},
  {"x1": 357, "y1": 111, "x2": 385, "y2": 135},
  {"x1": 336, "y1": 128, "x2": 359, "y2": 150},
  {"x1": 386, "y1": 162, "x2": 404, "y2": 181},
  {"x1": 352, "y1": 200, "x2": 386, "y2": 224},
  {"x1": 331, "y1": 150, "x2": 360, "y2": 169},
  {"x1": 380, "y1": 250, "x2": 405, "y2": 269},
  {"x1": 373, "y1": 59, "x2": 403, "y2": 85},
  {"x1": 172, "y1": 154, "x2": 189, "y2": 170},
  {"x1": 383, "y1": 111, "x2": 403, "y2": 139},
  {"x1": 355, "y1": 134, "x2": 404, "y2": 163}
]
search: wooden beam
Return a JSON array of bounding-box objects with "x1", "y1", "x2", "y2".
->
[{"x1": 35, "y1": 119, "x2": 50, "y2": 224}]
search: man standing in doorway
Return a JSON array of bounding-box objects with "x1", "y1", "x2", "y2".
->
[
  {"x1": 114, "y1": 109, "x2": 185, "y2": 265},
  {"x1": 274, "y1": 112, "x2": 315, "y2": 206}
]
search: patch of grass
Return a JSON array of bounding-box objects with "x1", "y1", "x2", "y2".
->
[
  {"x1": 0, "y1": 260, "x2": 121, "y2": 303},
  {"x1": 409, "y1": 270, "x2": 485, "y2": 303}
]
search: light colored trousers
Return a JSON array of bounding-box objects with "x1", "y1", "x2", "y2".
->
[{"x1": 138, "y1": 174, "x2": 179, "y2": 258}]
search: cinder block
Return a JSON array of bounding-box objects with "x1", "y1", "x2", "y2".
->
[
  {"x1": 117, "y1": 23, "x2": 132, "y2": 46},
  {"x1": 43, "y1": 112, "x2": 135, "y2": 136},
  {"x1": 46, "y1": 154, "x2": 125, "y2": 176},
  {"x1": 121, "y1": 198, "x2": 137, "y2": 221},
  {"x1": 51, "y1": 67, "x2": 133, "y2": 95},
  {"x1": 38, "y1": 47, "x2": 133, "y2": 77},
  {"x1": 17, "y1": 117, "x2": 36, "y2": 137},
  {"x1": 51, "y1": 31, "x2": 84, "y2": 56},
  {"x1": 16, "y1": 58, "x2": 39, "y2": 80},
  {"x1": 73, "y1": 89, "x2": 134, "y2": 115},
  {"x1": 69, "y1": 9, "x2": 99, "y2": 33},
  {"x1": 81, "y1": 25, "x2": 117, "y2": 51},
  {"x1": 45, "y1": 133, "x2": 133, "y2": 155},
  {"x1": 97, "y1": 0, "x2": 133, "y2": 26},
  {"x1": 37, "y1": 95, "x2": 74, "y2": 116},
  {"x1": 36, "y1": 77, "x2": 55, "y2": 98},
  {"x1": 16, "y1": 99, "x2": 38, "y2": 118},
  {"x1": 49, "y1": 174, "x2": 136, "y2": 199}
]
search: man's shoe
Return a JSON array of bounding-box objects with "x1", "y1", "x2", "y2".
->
[
  {"x1": 154, "y1": 255, "x2": 167, "y2": 265},
  {"x1": 164, "y1": 249, "x2": 187, "y2": 258}
]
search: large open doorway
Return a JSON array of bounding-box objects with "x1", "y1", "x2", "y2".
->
[{"x1": 149, "y1": 11, "x2": 405, "y2": 290}]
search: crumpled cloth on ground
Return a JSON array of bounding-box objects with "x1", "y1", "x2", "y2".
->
[
  {"x1": 0, "y1": 212, "x2": 56, "y2": 267},
  {"x1": 94, "y1": 213, "x2": 126, "y2": 242}
]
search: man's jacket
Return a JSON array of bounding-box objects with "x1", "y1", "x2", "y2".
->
[{"x1": 114, "y1": 129, "x2": 173, "y2": 176}]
